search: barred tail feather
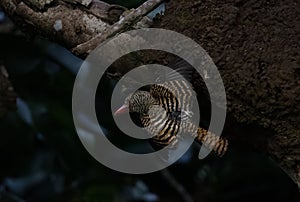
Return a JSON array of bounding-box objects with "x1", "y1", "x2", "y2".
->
[{"x1": 197, "y1": 128, "x2": 228, "y2": 157}]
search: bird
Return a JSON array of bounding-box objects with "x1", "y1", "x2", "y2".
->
[{"x1": 114, "y1": 76, "x2": 229, "y2": 157}]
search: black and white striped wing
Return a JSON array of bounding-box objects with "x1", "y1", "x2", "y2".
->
[
  {"x1": 141, "y1": 105, "x2": 180, "y2": 148},
  {"x1": 150, "y1": 79, "x2": 195, "y2": 121}
]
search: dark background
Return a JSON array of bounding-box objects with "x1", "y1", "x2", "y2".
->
[{"x1": 0, "y1": 0, "x2": 299, "y2": 201}]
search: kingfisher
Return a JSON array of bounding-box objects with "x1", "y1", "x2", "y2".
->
[{"x1": 114, "y1": 76, "x2": 228, "y2": 157}]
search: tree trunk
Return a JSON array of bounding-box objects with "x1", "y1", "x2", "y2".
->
[
  {"x1": 155, "y1": 0, "x2": 300, "y2": 188},
  {"x1": 1, "y1": 0, "x2": 299, "y2": 188}
]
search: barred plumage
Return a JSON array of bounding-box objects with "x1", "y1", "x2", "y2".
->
[{"x1": 115, "y1": 79, "x2": 228, "y2": 157}]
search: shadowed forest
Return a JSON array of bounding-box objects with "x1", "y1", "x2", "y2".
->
[{"x1": 0, "y1": 0, "x2": 300, "y2": 202}]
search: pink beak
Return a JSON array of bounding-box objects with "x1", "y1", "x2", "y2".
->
[{"x1": 114, "y1": 104, "x2": 129, "y2": 116}]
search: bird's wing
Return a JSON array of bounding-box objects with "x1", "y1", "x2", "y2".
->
[
  {"x1": 155, "y1": 58, "x2": 194, "y2": 83},
  {"x1": 142, "y1": 103, "x2": 195, "y2": 150},
  {"x1": 141, "y1": 105, "x2": 180, "y2": 148},
  {"x1": 142, "y1": 105, "x2": 196, "y2": 162},
  {"x1": 150, "y1": 80, "x2": 195, "y2": 120},
  {"x1": 145, "y1": 108, "x2": 182, "y2": 163},
  {"x1": 143, "y1": 99, "x2": 228, "y2": 158}
]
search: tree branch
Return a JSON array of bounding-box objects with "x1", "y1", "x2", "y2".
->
[
  {"x1": 0, "y1": 0, "x2": 127, "y2": 51},
  {"x1": 1, "y1": 0, "x2": 300, "y2": 190},
  {"x1": 0, "y1": 0, "x2": 161, "y2": 58},
  {"x1": 72, "y1": 0, "x2": 164, "y2": 56}
]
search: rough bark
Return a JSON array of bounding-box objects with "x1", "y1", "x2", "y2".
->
[
  {"x1": 154, "y1": 0, "x2": 300, "y2": 188},
  {"x1": 1, "y1": 0, "x2": 300, "y2": 188},
  {"x1": 0, "y1": 0, "x2": 127, "y2": 50},
  {"x1": 72, "y1": 0, "x2": 163, "y2": 56},
  {"x1": 0, "y1": 0, "x2": 161, "y2": 57}
]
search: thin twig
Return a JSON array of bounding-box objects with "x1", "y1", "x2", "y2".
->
[{"x1": 72, "y1": 0, "x2": 164, "y2": 56}]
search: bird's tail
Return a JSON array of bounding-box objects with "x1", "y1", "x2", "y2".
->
[
  {"x1": 179, "y1": 122, "x2": 228, "y2": 157},
  {"x1": 197, "y1": 127, "x2": 228, "y2": 157}
]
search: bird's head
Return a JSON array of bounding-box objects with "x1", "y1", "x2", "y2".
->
[{"x1": 114, "y1": 91, "x2": 157, "y2": 116}]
